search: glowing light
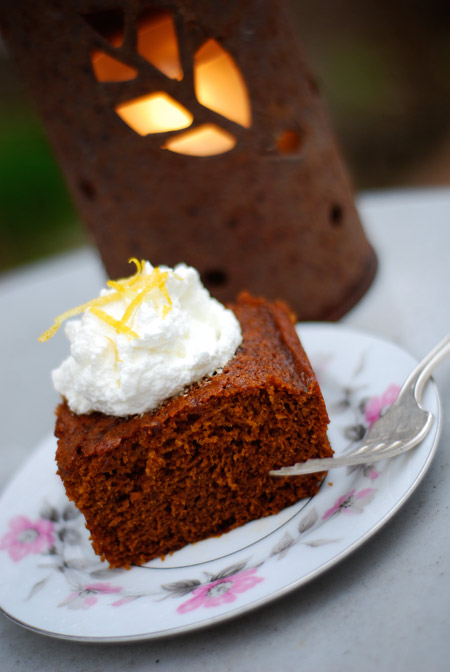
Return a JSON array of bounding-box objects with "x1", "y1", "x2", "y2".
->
[
  {"x1": 194, "y1": 39, "x2": 251, "y2": 128},
  {"x1": 137, "y1": 11, "x2": 183, "y2": 81},
  {"x1": 91, "y1": 51, "x2": 137, "y2": 82},
  {"x1": 276, "y1": 129, "x2": 302, "y2": 155},
  {"x1": 163, "y1": 124, "x2": 236, "y2": 156},
  {"x1": 107, "y1": 26, "x2": 250, "y2": 155},
  {"x1": 115, "y1": 92, "x2": 193, "y2": 136}
]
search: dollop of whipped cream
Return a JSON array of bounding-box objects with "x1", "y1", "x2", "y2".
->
[{"x1": 51, "y1": 261, "x2": 242, "y2": 416}]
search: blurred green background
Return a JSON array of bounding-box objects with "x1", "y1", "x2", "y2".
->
[{"x1": 1, "y1": 0, "x2": 449, "y2": 274}]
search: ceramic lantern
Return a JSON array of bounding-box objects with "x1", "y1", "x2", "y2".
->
[{"x1": 0, "y1": 0, "x2": 376, "y2": 320}]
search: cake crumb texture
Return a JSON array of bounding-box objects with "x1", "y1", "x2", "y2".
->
[{"x1": 55, "y1": 293, "x2": 332, "y2": 568}]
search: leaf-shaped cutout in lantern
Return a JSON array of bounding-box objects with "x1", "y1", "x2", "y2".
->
[
  {"x1": 90, "y1": 13, "x2": 251, "y2": 155},
  {"x1": 115, "y1": 92, "x2": 193, "y2": 136},
  {"x1": 194, "y1": 39, "x2": 251, "y2": 128},
  {"x1": 162, "y1": 124, "x2": 236, "y2": 156},
  {"x1": 91, "y1": 51, "x2": 137, "y2": 82},
  {"x1": 137, "y1": 10, "x2": 183, "y2": 81}
]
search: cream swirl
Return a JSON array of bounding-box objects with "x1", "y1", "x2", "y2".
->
[{"x1": 50, "y1": 261, "x2": 242, "y2": 416}]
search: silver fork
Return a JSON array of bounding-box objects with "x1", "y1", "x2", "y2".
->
[{"x1": 271, "y1": 332, "x2": 450, "y2": 477}]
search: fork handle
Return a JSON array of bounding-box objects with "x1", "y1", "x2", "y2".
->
[
  {"x1": 409, "y1": 332, "x2": 450, "y2": 404},
  {"x1": 271, "y1": 331, "x2": 450, "y2": 477},
  {"x1": 270, "y1": 439, "x2": 416, "y2": 476},
  {"x1": 270, "y1": 419, "x2": 434, "y2": 476}
]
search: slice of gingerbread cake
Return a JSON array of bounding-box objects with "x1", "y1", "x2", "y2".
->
[{"x1": 41, "y1": 260, "x2": 332, "y2": 568}]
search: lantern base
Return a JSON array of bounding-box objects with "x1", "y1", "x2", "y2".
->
[{"x1": 315, "y1": 246, "x2": 377, "y2": 322}]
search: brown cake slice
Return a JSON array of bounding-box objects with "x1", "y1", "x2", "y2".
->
[{"x1": 55, "y1": 293, "x2": 332, "y2": 568}]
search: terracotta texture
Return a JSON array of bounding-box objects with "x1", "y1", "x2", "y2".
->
[{"x1": 0, "y1": 0, "x2": 376, "y2": 319}]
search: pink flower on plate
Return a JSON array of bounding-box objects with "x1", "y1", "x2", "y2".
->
[
  {"x1": 111, "y1": 595, "x2": 140, "y2": 607},
  {"x1": 323, "y1": 487, "x2": 376, "y2": 519},
  {"x1": 0, "y1": 515, "x2": 55, "y2": 562},
  {"x1": 177, "y1": 568, "x2": 263, "y2": 614},
  {"x1": 59, "y1": 582, "x2": 123, "y2": 610},
  {"x1": 365, "y1": 384, "x2": 400, "y2": 428},
  {"x1": 365, "y1": 467, "x2": 380, "y2": 481}
]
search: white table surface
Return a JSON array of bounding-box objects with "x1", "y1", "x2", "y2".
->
[{"x1": 0, "y1": 188, "x2": 449, "y2": 671}]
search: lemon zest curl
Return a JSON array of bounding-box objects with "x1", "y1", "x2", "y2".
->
[{"x1": 39, "y1": 258, "x2": 175, "y2": 342}]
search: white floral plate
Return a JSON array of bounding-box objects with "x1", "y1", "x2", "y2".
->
[{"x1": 0, "y1": 324, "x2": 441, "y2": 642}]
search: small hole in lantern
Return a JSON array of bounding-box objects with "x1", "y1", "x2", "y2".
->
[
  {"x1": 194, "y1": 39, "x2": 251, "y2": 128},
  {"x1": 115, "y1": 92, "x2": 193, "y2": 135},
  {"x1": 162, "y1": 124, "x2": 236, "y2": 156},
  {"x1": 306, "y1": 73, "x2": 320, "y2": 95},
  {"x1": 276, "y1": 129, "x2": 302, "y2": 155},
  {"x1": 202, "y1": 269, "x2": 228, "y2": 287},
  {"x1": 137, "y1": 9, "x2": 183, "y2": 81},
  {"x1": 330, "y1": 204, "x2": 343, "y2": 226},
  {"x1": 227, "y1": 216, "x2": 239, "y2": 230},
  {"x1": 186, "y1": 205, "x2": 199, "y2": 217},
  {"x1": 79, "y1": 178, "x2": 96, "y2": 201},
  {"x1": 82, "y1": 9, "x2": 125, "y2": 47}
]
